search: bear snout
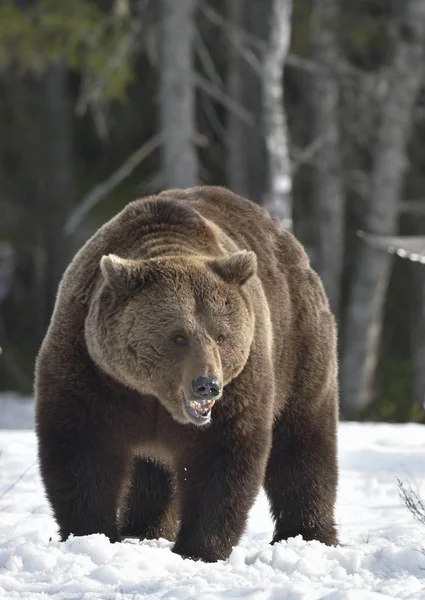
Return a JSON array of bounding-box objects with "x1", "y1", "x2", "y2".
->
[
  {"x1": 191, "y1": 376, "x2": 221, "y2": 399},
  {"x1": 183, "y1": 377, "x2": 222, "y2": 426}
]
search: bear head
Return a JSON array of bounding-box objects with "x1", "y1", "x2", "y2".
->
[{"x1": 85, "y1": 250, "x2": 257, "y2": 426}]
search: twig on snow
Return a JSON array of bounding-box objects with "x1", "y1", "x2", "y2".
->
[
  {"x1": 398, "y1": 477, "x2": 425, "y2": 526},
  {"x1": 0, "y1": 461, "x2": 37, "y2": 505}
]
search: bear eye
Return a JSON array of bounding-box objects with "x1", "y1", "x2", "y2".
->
[
  {"x1": 216, "y1": 335, "x2": 225, "y2": 345},
  {"x1": 173, "y1": 335, "x2": 188, "y2": 346}
]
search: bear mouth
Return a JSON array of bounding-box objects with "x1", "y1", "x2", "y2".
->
[{"x1": 183, "y1": 396, "x2": 216, "y2": 425}]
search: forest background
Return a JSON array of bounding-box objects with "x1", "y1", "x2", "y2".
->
[{"x1": 1, "y1": 0, "x2": 425, "y2": 423}]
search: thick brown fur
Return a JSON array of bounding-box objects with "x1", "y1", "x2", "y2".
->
[{"x1": 35, "y1": 186, "x2": 339, "y2": 562}]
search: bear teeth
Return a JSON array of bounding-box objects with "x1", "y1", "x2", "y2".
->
[{"x1": 189, "y1": 399, "x2": 215, "y2": 415}]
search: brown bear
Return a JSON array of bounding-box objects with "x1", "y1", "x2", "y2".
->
[{"x1": 35, "y1": 186, "x2": 339, "y2": 563}]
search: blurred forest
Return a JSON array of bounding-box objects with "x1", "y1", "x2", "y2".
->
[{"x1": 1, "y1": 0, "x2": 425, "y2": 422}]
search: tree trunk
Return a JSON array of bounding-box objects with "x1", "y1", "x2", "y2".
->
[
  {"x1": 160, "y1": 0, "x2": 198, "y2": 189},
  {"x1": 308, "y1": 0, "x2": 344, "y2": 318},
  {"x1": 225, "y1": 0, "x2": 245, "y2": 196},
  {"x1": 0, "y1": 61, "x2": 76, "y2": 390},
  {"x1": 38, "y1": 62, "x2": 77, "y2": 325},
  {"x1": 340, "y1": 0, "x2": 425, "y2": 419},
  {"x1": 411, "y1": 265, "x2": 425, "y2": 410},
  {"x1": 18, "y1": 63, "x2": 76, "y2": 336},
  {"x1": 262, "y1": 0, "x2": 293, "y2": 229},
  {"x1": 225, "y1": 0, "x2": 271, "y2": 203}
]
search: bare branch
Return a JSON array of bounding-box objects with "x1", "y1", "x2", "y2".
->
[
  {"x1": 76, "y1": 0, "x2": 150, "y2": 115},
  {"x1": 200, "y1": 91, "x2": 227, "y2": 142},
  {"x1": 201, "y1": 1, "x2": 367, "y2": 78},
  {"x1": 358, "y1": 232, "x2": 425, "y2": 263},
  {"x1": 195, "y1": 30, "x2": 223, "y2": 86},
  {"x1": 397, "y1": 199, "x2": 425, "y2": 215},
  {"x1": 64, "y1": 133, "x2": 163, "y2": 235},
  {"x1": 200, "y1": 1, "x2": 265, "y2": 52},
  {"x1": 89, "y1": 100, "x2": 110, "y2": 142},
  {"x1": 0, "y1": 462, "x2": 36, "y2": 505},
  {"x1": 193, "y1": 74, "x2": 256, "y2": 127},
  {"x1": 286, "y1": 53, "x2": 368, "y2": 78},
  {"x1": 138, "y1": 171, "x2": 163, "y2": 196},
  {"x1": 201, "y1": 2, "x2": 265, "y2": 75},
  {"x1": 77, "y1": 22, "x2": 141, "y2": 115},
  {"x1": 194, "y1": 29, "x2": 229, "y2": 140},
  {"x1": 230, "y1": 33, "x2": 263, "y2": 75},
  {"x1": 291, "y1": 130, "x2": 335, "y2": 174},
  {"x1": 398, "y1": 478, "x2": 425, "y2": 526}
]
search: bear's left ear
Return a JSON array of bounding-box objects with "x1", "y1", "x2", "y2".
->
[
  {"x1": 209, "y1": 250, "x2": 257, "y2": 285},
  {"x1": 100, "y1": 254, "x2": 150, "y2": 292}
]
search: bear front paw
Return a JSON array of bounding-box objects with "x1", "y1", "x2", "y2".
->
[{"x1": 172, "y1": 538, "x2": 227, "y2": 563}]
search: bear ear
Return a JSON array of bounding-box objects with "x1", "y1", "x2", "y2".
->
[
  {"x1": 210, "y1": 250, "x2": 257, "y2": 285},
  {"x1": 100, "y1": 254, "x2": 149, "y2": 292}
]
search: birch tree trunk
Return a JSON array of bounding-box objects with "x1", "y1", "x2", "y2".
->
[
  {"x1": 340, "y1": 0, "x2": 425, "y2": 418},
  {"x1": 262, "y1": 0, "x2": 293, "y2": 229},
  {"x1": 160, "y1": 0, "x2": 198, "y2": 189},
  {"x1": 308, "y1": 0, "x2": 344, "y2": 317}
]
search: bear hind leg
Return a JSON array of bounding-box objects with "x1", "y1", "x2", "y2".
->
[{"x1": 120, "y1": 458, "x2": 178, "y2": 542}]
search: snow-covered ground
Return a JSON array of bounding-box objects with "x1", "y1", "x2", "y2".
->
[{"x1": 1, "y1": 395, "x2": 425, "y2": 599}]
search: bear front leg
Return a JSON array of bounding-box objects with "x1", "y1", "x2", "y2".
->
[
  {"x1": 265, "y1": 400, "x2": 338, "y2": 547},
  {"x1": 37, "y1": 413, "x2": 131, "y2": 543},
  {"x1": 172, "y1": 423, "x2": 271, "y2": 562}
]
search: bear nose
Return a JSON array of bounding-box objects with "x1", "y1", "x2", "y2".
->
[{"x1": 191, "y1": 376, "x2": 221, "y2": 398}]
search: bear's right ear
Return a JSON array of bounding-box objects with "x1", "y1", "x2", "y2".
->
[
  {"x1": 100, "y1": 254, "x2": 150, "y2": 292},
  {"x1": 209, "y1": 250, "x2": 257, "y2": 285}
]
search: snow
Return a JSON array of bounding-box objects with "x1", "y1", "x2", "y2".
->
[
  {"x1": 1, "y1": 396, "x2": 425, "y2": 599},
  {"x1": 0, "y1": 393, "x2": 34, "y2": 430}
]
